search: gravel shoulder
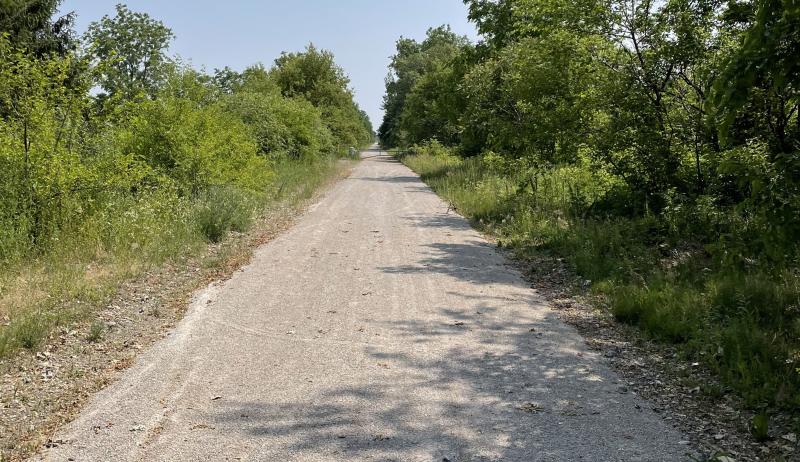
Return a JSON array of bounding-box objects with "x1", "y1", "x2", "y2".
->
[{"x1": 36, "y1": 150, "x2": 690, "y2": 461}]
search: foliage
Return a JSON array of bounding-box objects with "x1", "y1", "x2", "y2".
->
[
  {"x1": 712, "y1": 0, "x2": 800, "y2": 151},
  {"x1": 116, "y1": 82, "x2": 272, "y2": 196},
  {"x1": 0, "y1": 36, "x2": 96, "y2": 259},
  {"x1": 0, "y1": 0, "x2": 76, "y2": 56},
  {"x1": 219, "y1": 90, "x2": 332, "y2": 160},
  {"x1": 0, "y1": 4, "x2": 371, "y2": 359},
  {"x1": 378, "y1": 26, "x2": 470, "y2": 147},
  {"x1": 271, "y1": 45, "x2": 373, "y2": 149},
  {"x1": 84, "y1": 3, "x2": 174, "y2": 98}
]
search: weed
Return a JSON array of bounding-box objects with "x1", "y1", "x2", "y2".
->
[
  {"x1": 751, "y1": 413, "x2": 771, "y2": 442},
  {"x1": 194, "y1": 186, "x2": 257, "y2": 242},
  {"x1": 87, "y1": 322, "x2": 104, "y2": 343},
  {"x1": 15, "y1": 314, "x2": 49, "y2": 351}
]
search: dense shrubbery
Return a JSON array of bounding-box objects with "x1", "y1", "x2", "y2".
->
[
  {"x1": 385, "y1": 0, "x2": 800, "y2": 412},
  {"x1": 0, "y1": 2, "x2": 373, "y2": 357}
]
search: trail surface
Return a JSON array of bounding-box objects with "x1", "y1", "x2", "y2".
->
[{"x1": 41, "y1": 148, "x2": 688, "y2": 461}]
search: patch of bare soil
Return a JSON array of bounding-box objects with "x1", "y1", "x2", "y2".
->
[
  {"x1": 514, "y1": 253, "x2": 799, "y2": 462},
  {"x1": 0, "y1": 163, "x2": 353, "y2": 461}
]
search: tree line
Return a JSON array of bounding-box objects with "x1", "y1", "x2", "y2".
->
[{"x1": 381, "y1": 0, "x2": 800, "y2": 417}]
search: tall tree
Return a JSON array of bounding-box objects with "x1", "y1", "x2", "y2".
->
[
  {"x1": 379, "y1": 26, "x2": 470, "y2": 147},
  {"x1": 84, "y1": 3, "x2": 174, "y2": 98},
  {"x1": 271, "y1": 44, "x2": 372, "y2": 148}
]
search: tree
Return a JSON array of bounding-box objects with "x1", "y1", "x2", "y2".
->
[
  {"x1": 270, "y1": 44, "x2": 372, "y2": 149},
  {"x1": 713, "y1": 0, "x2": 800, "y2": 154},
  {"x1": 379, "y1": 26, "x2": 470, "y2": 147},
  {"x1": 84, "y1": 3, "x2": 174, "y2": 98},
  {"x1": 0, "y1": 0, "x2": 76, "y2": 56}
]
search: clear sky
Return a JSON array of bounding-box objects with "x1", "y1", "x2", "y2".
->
[{"x1": 58, "y1": 0, "x2": 479, "y2": 130}]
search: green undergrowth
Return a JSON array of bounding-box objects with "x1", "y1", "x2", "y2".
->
[
  {"x1": 0, "y1": 155, "x2": 346, "y2": 359},
  {"x1": 401, "y1": 145, "x2": 800, "y2": 411}
]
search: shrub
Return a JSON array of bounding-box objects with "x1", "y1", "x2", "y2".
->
[
  {"x1": 193, "y1": 186, "x2": 257, "y2": 242},
  {"x1": 219, "y1": 91, "x2": 333, "y2": 160}
]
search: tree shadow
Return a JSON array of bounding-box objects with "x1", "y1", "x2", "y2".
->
[
  {"x1": 353, "y1": 175, "x2": 423, "y2": 184},
  {"x1": 378, "y1": 241, "x2": 519, "y2": 287},
  {"x1": 209, "y1": 298, "x2": 686, "y2": 460}
]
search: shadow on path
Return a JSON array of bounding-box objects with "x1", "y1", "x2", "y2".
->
[{"x1": 209, "y1": 214, "x2": 685, "y2": 461}]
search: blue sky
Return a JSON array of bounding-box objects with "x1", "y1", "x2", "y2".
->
[{"x1": 59, "y1": 1, "x2": 479, "y2": 129}]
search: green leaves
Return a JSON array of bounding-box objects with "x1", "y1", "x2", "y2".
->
[
  {"x1": 379, "y1": 26, "x2": 469, "y2": 148},
  {"x1": 84, "y1": 4, "x2": 174, "y2": 99},
  {"x1": 0, "y1": 0, "x2": 76, "y2": 57},
  {"x1": 711, "y1": 0, "x2": 800, "y2": 151},
  {"x1": 270, "y1": 45, "x2": 373, "y2": 149}
]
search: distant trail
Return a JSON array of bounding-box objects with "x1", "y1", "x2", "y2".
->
[{"x1": 40, "y1": 146, "x2": 688, "y2": 461}]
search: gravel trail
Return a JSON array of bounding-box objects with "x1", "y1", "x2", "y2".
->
[{"x1": 40, "y1": 148, "x2": 689, "y2": 461}]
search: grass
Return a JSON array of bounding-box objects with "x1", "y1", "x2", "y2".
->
[
  {"x1": 194, "y1": 186, "x2": 258, "y2": 243},
  {"x1": 401, "y1": 149, "x2": 800, "y2": 411},
  {"x1": 0, "y1": 155, "x2": 347, "y2": 360},
  {"x1": 86, "y1": 321, "x2": 104, "y2": 343}
]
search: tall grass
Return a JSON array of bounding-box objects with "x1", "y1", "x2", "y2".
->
[
  {"x1": 0, "y1": 155, "x2": 345, "y2": 359},
  {"x1": 402, "y1": 147, "x2": 800, "y2": 409}
]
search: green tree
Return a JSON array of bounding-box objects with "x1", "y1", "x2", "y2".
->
[
  {"x1": 379, "y1": 26, "x2": 470, "y2": 147},
  {"x1": 0, "y1": 0, "x2": 75, "y2": 56},
  {"x1": 270, "y1": 44, "x2": 372, "y2": 149},
  {"x1": 84, "y1": 3, "x2": 174, "y2": 98},
  {"x1": 713, "y1": 0, "x2": 800, "y2": 154}
]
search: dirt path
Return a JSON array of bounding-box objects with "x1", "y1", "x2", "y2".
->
[{"x1": 39, "y1": 148, "x2": 690, "y2": 461}]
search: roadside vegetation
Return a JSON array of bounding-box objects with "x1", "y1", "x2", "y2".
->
[
  {"x1": 381, "y1": 0, "x2": 800, "y2": 428},
  {"x1": 0, "y1": 2, "x2": 373, "y2": 359}
]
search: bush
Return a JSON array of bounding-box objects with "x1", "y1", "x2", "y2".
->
[
  {"x1": 409, "y1": 139, "x2": 451, "y2": 157},
  {"x1": 219, "y1": 91, "x2": 333, "y2": 160},
  {"x1": 193, "y1": 186, "x2": 257, "y2": 242},
  {"x1": 116, "y1": 94, "x2": 272, "y2": 196}
]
